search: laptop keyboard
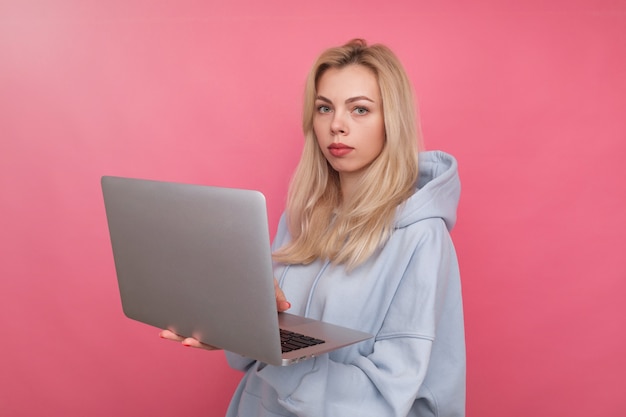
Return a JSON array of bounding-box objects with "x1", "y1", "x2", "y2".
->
[{"x1": 280, "y1": 329, "x2": 325, "y2": 353}]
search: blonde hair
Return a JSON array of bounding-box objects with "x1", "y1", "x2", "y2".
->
[{"x1": 273, "y1": 39, "x2": 421, "y2": 270}]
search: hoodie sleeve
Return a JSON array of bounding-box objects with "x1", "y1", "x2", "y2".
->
[{"x1": 255, "y1": 218, "x2": 459, "y2": 417}]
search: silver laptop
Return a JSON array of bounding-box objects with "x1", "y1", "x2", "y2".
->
[{"x1": 101, "y1": 176, "x2": 372, "y2": 366}]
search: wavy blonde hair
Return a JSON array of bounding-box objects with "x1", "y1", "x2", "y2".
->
[{"x1": 273, "y1": 39, "x2": 421, "y2": 270}]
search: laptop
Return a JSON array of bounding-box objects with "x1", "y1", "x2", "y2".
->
[{"x1": 101, "y1": 176, "x2": 373, "y2": 366}]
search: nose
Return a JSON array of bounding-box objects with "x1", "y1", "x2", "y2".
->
[{"x1": 330, "y1": 112, "x2": 348, "y2": 136}]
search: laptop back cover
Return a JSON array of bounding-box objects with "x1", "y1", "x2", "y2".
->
[{"x1": 101, "y1": 176, "x2": 284, "y2": 365}]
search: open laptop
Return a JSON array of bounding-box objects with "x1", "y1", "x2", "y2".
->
[{"x1": 101, "y1": 176, "x2": 373, "y2": 366}]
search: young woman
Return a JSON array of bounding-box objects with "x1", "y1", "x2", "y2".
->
[{"x1": 162, "y1": 39, "x2": 465, "y2": 417}]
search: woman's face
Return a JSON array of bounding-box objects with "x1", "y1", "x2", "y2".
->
[{"x1": 313, "y1": 65, "x2": 385, "y2": 186}]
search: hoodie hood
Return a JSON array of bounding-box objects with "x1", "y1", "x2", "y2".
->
[{"x1": 395, "y1": 150, "x2": 460, "y2": 231}]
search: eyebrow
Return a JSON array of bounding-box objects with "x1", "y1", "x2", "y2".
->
[{"x1": 315, "y1": 95, "x2": 376, "y2": 104}]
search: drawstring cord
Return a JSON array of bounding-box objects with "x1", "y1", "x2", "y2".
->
[
  {"x1": 304, "y1": 261, "x2": 330, "y2": 317},
  {"x1": 278, "y1": 260, "x2": 331, "y2": 318}
]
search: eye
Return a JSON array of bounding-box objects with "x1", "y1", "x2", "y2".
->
[
  {"x1": 353, "y1": 107, "x2": 369, "y2": 115},
  {"x1": 317, "y1": 105, "x2": 332, "y2": 114}
]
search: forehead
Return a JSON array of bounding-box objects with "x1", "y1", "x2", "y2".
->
[{"x1": 316, "y1": 65, "x2": 380, "y2": 98}]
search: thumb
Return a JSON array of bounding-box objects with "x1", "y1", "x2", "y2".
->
[{"x1": 274, "y1": 279, "x2": 291, "y2": 312}]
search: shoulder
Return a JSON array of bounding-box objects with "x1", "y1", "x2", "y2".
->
[{"x1": 391, "y1": 216, "x2": 453, "y2": 251}]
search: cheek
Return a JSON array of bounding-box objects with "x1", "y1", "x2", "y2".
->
[
  {"x1": 373, "y1": 139, "x2": 385, "y2": 159},
  {"x1": 312, "y1": 127, "x2": 328, "y2": 156},
  {"x1": 372, "y1": 122, "x2": 386, "y2": 154},
  {"x1": 313, "y1": 118, "x2": 324, "y2": 138},
  {"x1": 313, "y1": 123, "x2": 329, "y2": 152}
]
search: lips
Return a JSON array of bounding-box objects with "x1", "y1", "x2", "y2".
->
[{"x1": 328, "y1": 143, "x2": 354, "y2": 157}]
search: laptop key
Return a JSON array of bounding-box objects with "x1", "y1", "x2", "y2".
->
[{"x1": 280, "y1": 329, "x2": 325, "y2": 353}]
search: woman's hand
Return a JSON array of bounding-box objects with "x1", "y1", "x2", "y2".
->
[
  {"x1": 159, "y1": 329, "x2": 220, "y2": 350},
  {"x1": 275, "y1": 278, "x2": 291, "y2": 312},
  {"x1": 160, "y1": 279, "x2": 290, "y2": 350}
]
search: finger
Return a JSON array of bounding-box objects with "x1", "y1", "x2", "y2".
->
[
  {"x1": 160, "y1": 329, "x2": 185, "y2": 341},
  {"x1": 182, "y1": 337, "x2": 220, "y2": 351},
  {"x1": 274, "y1": 279, "x2": 291, "y2": 312}
]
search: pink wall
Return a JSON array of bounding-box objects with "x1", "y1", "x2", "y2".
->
[{"x1": 1, "y1": 1, "x2": 625, "y2": 416}]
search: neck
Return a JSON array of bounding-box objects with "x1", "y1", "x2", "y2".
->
[{"x1": 338, "y1": 172, "x2": 360, "y2": 205}]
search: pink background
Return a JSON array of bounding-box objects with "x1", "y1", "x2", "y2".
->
[{"x1": 1, "y1": 1, "x2": 625, "y2": 416}]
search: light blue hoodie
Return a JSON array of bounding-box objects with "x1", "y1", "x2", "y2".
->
[{"x1": 225, "y1": 150, "x2": 465, "y2": 417}]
